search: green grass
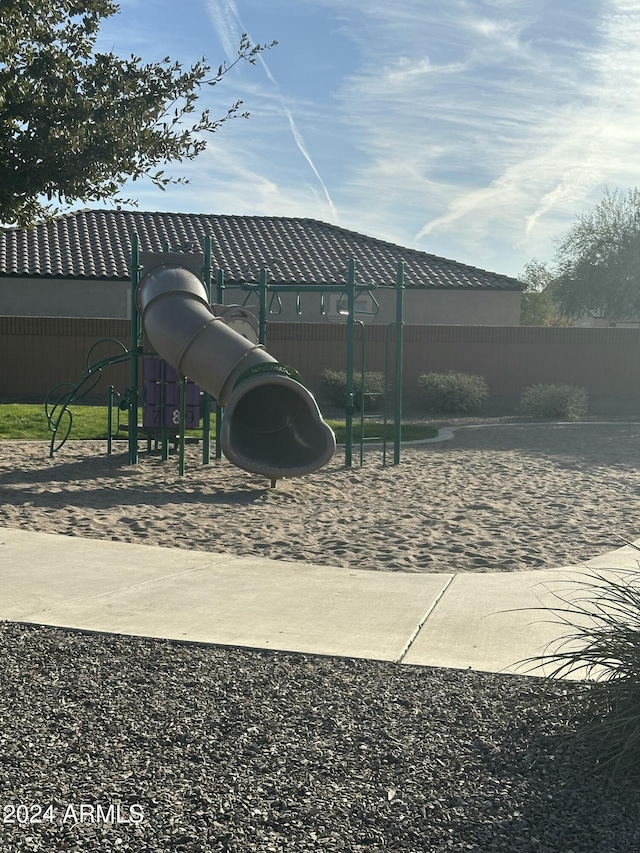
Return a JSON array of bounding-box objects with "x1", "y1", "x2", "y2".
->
[
  {"x1": 326, "y1": 419, "x2": 437, "y2": 444},
  {"x1": 0, "y1": 404, "x2": 113, "y2": 440},
  {"x1": 0, "y1": 404, "x2": 205, "y2": 441},
  {"x1": 0, "y1": 405, "x2": 438, "y2": 444}
]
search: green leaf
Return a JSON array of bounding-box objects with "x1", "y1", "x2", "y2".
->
[{"x1": 0, "y1": 1, "x2": 277, "y2": 226}]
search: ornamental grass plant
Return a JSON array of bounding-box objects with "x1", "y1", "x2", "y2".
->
[{"x1": 518, "y1": 560, "x2": 640, "y2": 782}]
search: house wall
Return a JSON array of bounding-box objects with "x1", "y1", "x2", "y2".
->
[
  {"x1": 0, "y1": 277, "x2": 129, "y2": 318},
  {"x1": 403, "y1": 290, "x2": 522, "y2": 325},
  {"x1": 2, "y1": 318, "x2": 639, "y2": 416},
  {"x1": 0, "y1": 277, "x2": 521, "y2": 325},
  {"x1": 228, "y1": 287, "x2": 521, "y2": 326}
]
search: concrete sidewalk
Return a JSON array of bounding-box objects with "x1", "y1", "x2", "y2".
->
[{"x1": 1, "y1": 525, "x2": 638, "y2": 677}]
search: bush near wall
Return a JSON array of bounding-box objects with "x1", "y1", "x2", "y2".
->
[
  {"x1": 417, "y1": 371, "x2": 489, "y2": 414},
  {"x1": 320, "y1": 369, "x2": 386, "y2": 411},
  {"x1": 519, "y1": 384, "x2": 588, "y2": 421}
]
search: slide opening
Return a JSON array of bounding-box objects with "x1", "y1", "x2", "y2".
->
[
  {"x1": 222, "y1": 379, "x2": 336, "y2": 476},
  {"x1": 229, "y1": 384, "x2": 328, "y2": 467}
]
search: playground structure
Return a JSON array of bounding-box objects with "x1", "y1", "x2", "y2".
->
[
  {"x1": 216, "y1": 257, "x2": 405, "y2": 467},
  {"x1": 46, "y1": 237, "x2": 405, "y2": 477}
]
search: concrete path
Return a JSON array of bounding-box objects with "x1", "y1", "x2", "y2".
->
[{"x1": 1, "y1": 525, "x2": 638, "y2": 678}]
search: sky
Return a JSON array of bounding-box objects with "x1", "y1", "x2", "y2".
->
[{"x1": 94, "y1": 0, "x2": 640, "y2": 279}]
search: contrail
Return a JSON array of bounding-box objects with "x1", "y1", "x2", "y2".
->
[
  {"x1": 255, "y1": 53, "x2": 339, "y2": 222},
  {"x1": 205, "y1": 0, "x2": 339, "y2": 222},
  {"x1": 205, "y1": 0, "x2": 237, "y2": 59}
]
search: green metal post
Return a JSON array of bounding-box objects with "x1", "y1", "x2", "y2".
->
[
  {"x1": 202, "y1": 237, "x2": 212, "y2": 464},
  {"x1": 394, "y1": 261, "x2": 405, "y2": 464},
  {"x1": 178, "y1": 376, "x2": 186, "y2": 476},
  {"x1": 358, "y1": 320, "x2": 366, "y2": 466},
  {"x1": 258, "y1": 268, "x2": 268, "y2": 346},
  {"x1": 382, "y1": 324, "x2": 392, "y2": 467},
  {"x1": 107, "y1": 385, "x2": 114, "y2": 456},
  {"x1": 215, "y1": 269, "x2": 224, "y2": 460},
  {"x1": 128, "y1": 235, "x2": 140, "y2": 465},
  {"x1": 345, "y1": 259, "x2": 356, "y2": 468},
  {"x1": 216, "y1": 267, "x2": 224, "y2": 303}
]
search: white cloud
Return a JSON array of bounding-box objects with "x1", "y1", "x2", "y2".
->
[
  {"x1": 110, "y1": 0, "x2": 640, "y2": 276},
  {"x1": 301, "y1": 0, "x2": 640, "y2": 272},
  {"x1": 416, "y1": 1, "x2": 640, "y2": 254}
]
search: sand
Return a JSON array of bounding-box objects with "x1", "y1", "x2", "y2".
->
[{"x1": 0, "y1": 422, "x2": 639, "y2": 573}]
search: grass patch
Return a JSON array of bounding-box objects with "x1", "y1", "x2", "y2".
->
[
  {"x1": 0, "y1": 404, "x2": 113, "y2": 440},
  {"x1": 0, "y1": 405, "x2": 438, "y2": 444},
  {"x1": 0, "y1": 404, "x2": 204, "y2": 441},
  {"x1": 326, "y1": 420, "x2": 438, "y2": 445}
]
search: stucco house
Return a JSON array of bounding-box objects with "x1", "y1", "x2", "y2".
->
[{"x1": 0, "y1": 209, "x2": 524, "y2": 325}]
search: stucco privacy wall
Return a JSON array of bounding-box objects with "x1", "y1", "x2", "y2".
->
[
  {"x1": 2, "y1": 319, "x2": 639, "y2": 415},
  {"x1": 265, "y1": 323, "x2": 640, "y2": 412},
  {"x1": 0, "y1": 278, "x2": 521, "y2": 326},
  {"x1": 0, "y1": 318, "x2": 131, "y2": 400}
]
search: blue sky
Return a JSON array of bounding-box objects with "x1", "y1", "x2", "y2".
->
[{"x1": 96, "y1": 0, "x2": 640, "y2": 278}]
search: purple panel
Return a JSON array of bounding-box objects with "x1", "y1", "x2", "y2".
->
[
  {"x1": 144, "y1": 381, "x2": 162, "y2": 404},
  {"x1": 163, "y1": 383, "x2": 180, "y2": 405},
  {"x1": 164, "y1": 363, "x2": 180, "y2": 383},
  {"x1": 161, "y1": 405, "x2": 200, "y2": 429},
  {"x1": 143, "y1": 358, "x2": 162, "y2": 380},
  {"x1": 142, "y1": 359, "x2": 201, "y2": 431},
  {"x1": 185, "y1": 405, "x2": 200, "y2": 427},
  {"x1": 186, "y1": 382, "x2": 201, "y2": 405},
  {"x1": 162, "y1": 406, "x2": 181, "y2": 429},
  {"x1": 143, "y1": 404, "x2": 163, "y2": 429}
]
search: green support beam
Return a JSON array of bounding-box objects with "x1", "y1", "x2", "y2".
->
[{"x1": 128, "y1": 235, "x2": 140, "y2": 466}]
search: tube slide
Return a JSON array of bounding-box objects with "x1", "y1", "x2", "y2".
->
[{"x1": 136, "y1": 263, "x2": 336, "y2": 479}]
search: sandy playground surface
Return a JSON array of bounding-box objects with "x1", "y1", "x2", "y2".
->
[{"x1": 0, "y1": 422, "x2": 639, "y2": 573}]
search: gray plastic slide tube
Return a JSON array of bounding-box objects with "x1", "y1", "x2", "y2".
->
[{"x1": 136, "y1": 264, "x2": 336, "y2": 479}]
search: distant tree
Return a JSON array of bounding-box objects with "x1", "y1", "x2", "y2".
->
[
  {"x1": 0, "y1": 0, "x2": 275, "y2": 226},
  {"x1": 553, "y1": 188, "x2": 640, "y2": 321},
  {"x1": 519, "y1": 259, "x2": 567, "y2": 326}
]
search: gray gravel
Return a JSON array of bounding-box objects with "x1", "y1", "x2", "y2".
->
[{"x1": 0, "y1": 622, "x2": 638, "y2": 852}]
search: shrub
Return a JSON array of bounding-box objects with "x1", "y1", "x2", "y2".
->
[
  {"x1": 417, "y1": 371, "x2": 489, "y2": 414},
  {"x1": 320, "y1": 369, "x2": 386, "y2": 410},
  {"x1": 520, "y1": 384, "x2": 588, "y2": 420},
  {"x1": 518, "y1": 567, "x2": 640, "y2": 782}
]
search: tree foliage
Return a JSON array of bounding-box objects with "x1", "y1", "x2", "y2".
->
[
  {"x1": 519, "y1": 259, "x2": 559, "y2": 325},
  {"x1": 0, "y1": 0, "x2": 275, "y2": 226},
  {"x1": 519, "y1": 259, "x2": 572, "y2": 326},
  {"x1": 554, "y1": 188, "x2": 640, "y2": 321}
]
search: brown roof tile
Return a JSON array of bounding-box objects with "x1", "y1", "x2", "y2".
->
[{"x1": 0, "y1": 209, "x2": 524, "y2": 290}]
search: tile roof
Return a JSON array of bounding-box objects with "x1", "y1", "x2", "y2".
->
[{"x1": 0, "y1": 209, "x2": 524, "y2": 290}]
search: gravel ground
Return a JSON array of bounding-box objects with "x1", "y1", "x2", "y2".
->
[{"x1": 0, "y1": 622, "x2": 638, "y2": 853}]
